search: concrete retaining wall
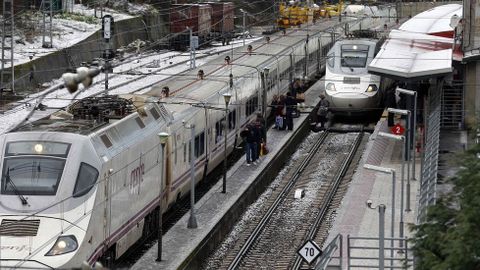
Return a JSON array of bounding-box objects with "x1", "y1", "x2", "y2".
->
[{"x1": 11, "y1": 14, "x2": 169, "y2": 93}]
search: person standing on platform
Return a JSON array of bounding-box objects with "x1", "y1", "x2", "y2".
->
[
  {"x1": 276, "y1": 95, "x2": 286, "y2": 130},
  {"x1": 256, "y1": 113, "x2": 267, "y2": 144},
  {"x1": 240, "y1": 124, "x2": 256, "y2": 166},
  {"x1": 317, "y1": 94, "x2": 330, "y2": 129},
  {"x1": 284, "y1": 92, "x2": 296, "y2": 131}
]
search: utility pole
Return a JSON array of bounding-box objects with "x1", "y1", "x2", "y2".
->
[
  {"x1": 102, "y1": 15, "x2": 114, "y2": 94},
  {"x1": 42, "y1": 0, "x2": 53, "y2": 48},
  {"x1": 189, "y1": 27, "x2": 197, "y2": 69},
  {"x1": 1, "y1": 0, "x2": 15, "y2": 96},
  {"x1": 242, "y1": 10, "x2": 246, "y2": 46}
]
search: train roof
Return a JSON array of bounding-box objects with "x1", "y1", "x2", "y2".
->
[{"x1": 9, "y1": 20, "x2": 341, "y2": 135}]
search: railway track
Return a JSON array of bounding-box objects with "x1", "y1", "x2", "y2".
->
[{"x1": 203, "y1": 131, "x2": 365, "y2": 270}]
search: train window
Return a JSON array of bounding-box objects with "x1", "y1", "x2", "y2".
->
[
  {"x1": 215, "y1": 120, "x2": 224, "y2": 144},
  {"x1": 6, "y1": 141, "x2": 70, "y2": 157},
  {"x1": 245, "y1": 95, "x2": 259, "y2": 117},
  {"x1": 72, "y1": 162, "x2": 99, "y2": 197},
  {"x1": 100, "y1": 134, "x2": 113, "y2": 148},
  {"x1": 174, "y1": 134, "x2": 177, "y2": 165},
  {"x1": 183, "y1": 143, "x2": 187, "y2": 163},
  {"x1": 341, "y1": 45, "x2": 369, "y2": 68},
  {"x1": 135, "y1": 117, "x2": 145, "y2": 129},
  {"x1": 228, "y1": 110, "x2": 236, "y2": 129},
  {"x1": 194, "y1": 132, "x2": 205, "y2": 158},
  {"x1": 149, "y1": 108, "x2": 161, "y2": 120},
  {"x1": 1, "y1": 156, "x2": 66, "y2": 196},
  {"x1": 327, "y1": 52, "x2": 335, "y2": 68},
  {"x1": 188, "y1": 142, "x2": 192, "y2": 163}
]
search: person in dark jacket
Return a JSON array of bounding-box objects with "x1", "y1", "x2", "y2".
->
[
  {"x1": 317, "y1": 94, "x2": 330, "y2": 128},
  {"x1": 255, "y1": 113, "x2": 267, "y2": 144},
  {"x1": 284, "y1": 92, "x2": 296, "y2": 131},
  {"x1": 253, "y1": 119, "x2": 264, "y2": 161},
  {"x1": 240, "y1": 124, "x2": 257, "y2": 166}
]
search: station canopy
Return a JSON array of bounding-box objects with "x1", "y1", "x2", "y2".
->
[{"x1": 368, "y1": 4, "x2": 462, "y2": 80}]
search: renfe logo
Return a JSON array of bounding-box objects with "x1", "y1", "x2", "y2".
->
[
  {"x1": 129, "y1": 163, "x2": 144, "y2": 194},
  {"x1": 1, "y1": 245, "x2": 28, "y2": 252}
]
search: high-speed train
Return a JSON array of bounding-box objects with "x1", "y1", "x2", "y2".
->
[
  {"x1": 0, "y1": 20, "x2": 340, "y2": 268},
  {"x1": 324, "y1": 36, "x2": 390, "y2": 114}
]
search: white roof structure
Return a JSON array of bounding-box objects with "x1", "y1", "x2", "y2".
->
[{"x1": 368, "y1": 4, "x2": 462, "y2": 80}]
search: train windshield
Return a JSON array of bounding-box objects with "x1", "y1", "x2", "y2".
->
[
  {"x1": 340, "y1": 44, "x2": 369, "y2": 68},
  {"x1": 1, "y1": 141, "x2": 70, "y2": 196}
]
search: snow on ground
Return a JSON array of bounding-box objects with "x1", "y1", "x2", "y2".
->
[
  {"x1": 0, "y1": 36, "x2": 263, "y2": 134},
  {"x1": 5, "y1": 4, "x2": 133, "y2": 68}
]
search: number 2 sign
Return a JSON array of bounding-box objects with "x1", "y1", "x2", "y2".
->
[{"x1": 391, "y1": 123, "x2": 405, "y2": 135}]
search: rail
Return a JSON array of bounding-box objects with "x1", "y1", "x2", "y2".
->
[
  {"x1": 226, "y1": 131, "x2": 330, "y2": 270},
  {"x1": 292, "y1": 131, "x2": 364, "y2": 269}
]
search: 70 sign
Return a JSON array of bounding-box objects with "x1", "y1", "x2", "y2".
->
[{"x1": 297, "y1": 240, "x2": 322, "y2": 264}]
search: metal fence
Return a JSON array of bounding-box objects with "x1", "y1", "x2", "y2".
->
[
  {"x1": 347, "y1": 235, "x2": 413, "y2": 270},
  {"x1": 313, "y1": 234, "x2": 413, "y2": 270},
  {"x1": 417, "y1": 81, "x2": 443, "y2": 223}
]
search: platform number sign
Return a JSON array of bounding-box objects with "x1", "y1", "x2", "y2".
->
[
  {"x1": 298, "y1": 240, "x2": 322, "y2": 264},
  {"x1": 391, "y1": 123, "x2": 405, "y2": 135}
]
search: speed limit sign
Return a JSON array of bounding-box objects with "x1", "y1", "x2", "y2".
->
[{"x1": 297, "y1": 240, "x2": 322, "y2": 264}]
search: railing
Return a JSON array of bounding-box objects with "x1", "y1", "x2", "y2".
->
[
  {"x1": 347, "y1": 235, "x2": 413, "y2": 269},
  {"x1": 418, "y1": 80, "x2": 443, "y2": 223},
  {"x1": 314, "y1": 234, "x2": 343, "y2": 270}
]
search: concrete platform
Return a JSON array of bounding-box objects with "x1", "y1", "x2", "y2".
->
[
  {"x1": 326, "y1": 119, "x2": 421, "y2": 268},
  {"x1": 132, "y1": 82, "x2": 324, "y2": 270}
]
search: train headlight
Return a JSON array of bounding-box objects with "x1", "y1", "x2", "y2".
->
[
  {"x1": 45, "y1": 235, "x2": 78, "y2": 256},
  {"x1": 366, "y1": 84, "x2": 378, "y2": 92},
  {"x1": 326, "y1": 83, "x2": 336, "y2": 92}
]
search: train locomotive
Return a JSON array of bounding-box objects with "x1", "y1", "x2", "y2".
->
[
  {"x1": 0, "y1": 22, "x2": 339, "y2": 268},
  {"x1": 324, "y1": 36, "x2": 387, "y2": 114}
]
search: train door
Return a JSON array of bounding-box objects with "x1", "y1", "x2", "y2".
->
[
  {"x1": 304, "y1": 38, "x2": 308, "y2": 79},
  {"x1": 201, "y1": 107, "x2": 211, "y2": 176},
  {"x1": 101, "y1": 159, "x2": 113, "y2": 256},
  {"x1": 164, "y1": 128, "x2": 174, "y2": 207},
  {"x1": 317, "y1": 36, "x2": 322, "y2": 73}
]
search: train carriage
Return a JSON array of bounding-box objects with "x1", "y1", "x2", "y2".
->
[
  {"x1": 324, "y1": 36, "x2": 391, "y2": 114},
  {"x1": 0, "y1": 21, "x2": 340, "y2": 268}
]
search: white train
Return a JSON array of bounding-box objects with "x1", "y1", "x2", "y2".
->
[
  {"x1": 324, "y1": 37, "x2": 388, "y2": 114},
  {"x1": 0, "y1": 22, "x2": 338, "y2": 268}
]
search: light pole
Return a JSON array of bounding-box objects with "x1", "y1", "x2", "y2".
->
[
  {"x1": 240, "y1": 9, "x2": 246, "y2": 46},
  {"x1": 396, "y1": 87, "x2": 418, "y2": 181},
  {"x1": 367, "y1": 201, "x2": 386, "y2": 270},
  {"x1": 185, "y1": 123, "x2": 198, "y2": 229},
  {"x1": 387, "y1": 107, "x2": 412, "y2": 211},
  {"x1": 188, "y1": 27, "x2": 196, "y2": 69},
  {"x1": 222, "y1": 93, "x2": 232, "y2": 193},
  {"x1": 261, "y1": 67, "x2": 270, "y2": 121},
  {"x1": 156, "y1": 132, "x2": 169, "y2": 262},
  {"x1": 364, "y1": 164, "x2": 396, "y2": 266},
  {"x1": 378, "y1": 132, "x2": 405, "y2": 247}
]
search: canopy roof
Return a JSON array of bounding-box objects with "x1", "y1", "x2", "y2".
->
[{"x1": 368, "y1": 4, "x2": 462, "y2": 80}]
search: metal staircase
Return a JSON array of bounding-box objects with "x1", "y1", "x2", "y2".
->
[
  {"x1": 1, "y1": 0, "x2": 15, "y2": 95},
  {"x1": 441, "y1": 80, "x2": 463, "y2": 129}
]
